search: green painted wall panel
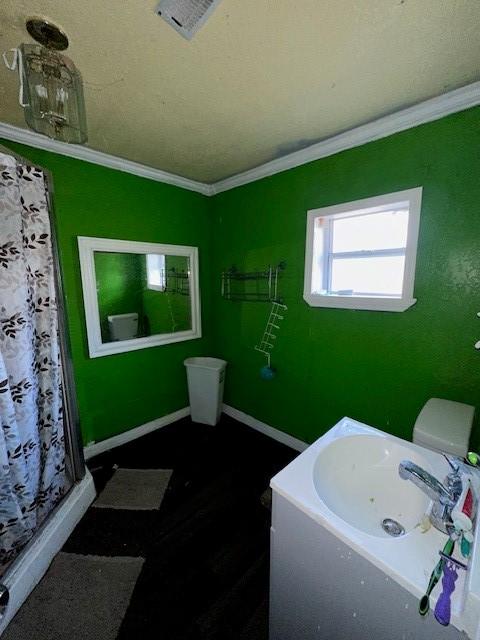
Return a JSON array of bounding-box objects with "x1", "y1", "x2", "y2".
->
[
  {"x1": 3, "y1": 105, "x2": 479, "y2": 449},
  {"x1": 210, "y1": 107, "x2": 480, "y2": 446},
  {"x1": 1, "y1": 140, "x2": 212, "y2": 444}
]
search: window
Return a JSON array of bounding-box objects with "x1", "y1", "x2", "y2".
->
[
  {"x1": 304, "y1": 188, "x2": 422, "y2": 311},
  {"x1": 146, "y1": 254, "x2": 166, "y2": 291}
]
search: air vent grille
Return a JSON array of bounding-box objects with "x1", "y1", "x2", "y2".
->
[{"x1": 156, "y1": 0, "x2": 223, "y2": 40}]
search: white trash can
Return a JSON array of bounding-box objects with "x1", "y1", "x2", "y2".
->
[{"x1": 184, "y1": 357, "x2": 227, "y2": 425}]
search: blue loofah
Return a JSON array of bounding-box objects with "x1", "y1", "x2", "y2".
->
[{"x1": 260, "y1": 365, "x2": 276, "y2": 380}]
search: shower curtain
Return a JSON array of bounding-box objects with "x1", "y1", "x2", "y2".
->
[{"x1": 0, "y1": 153, "x2": 66, "y2": 567}]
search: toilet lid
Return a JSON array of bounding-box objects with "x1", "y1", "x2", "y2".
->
[{"x1": 413, "y1": 398, "x2": 474, "y2": 457}]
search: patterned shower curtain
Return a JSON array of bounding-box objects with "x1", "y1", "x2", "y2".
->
[{"x1": 0, "y1": 153, "x2": 66, "y2": 567}]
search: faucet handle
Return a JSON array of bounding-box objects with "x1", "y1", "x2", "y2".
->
[
  {"x1": 443, "y1": 455, "x2": 460, "y2": 475},
  {"x1": 443, "y1": 455, "x2": 463, "y2": 503}
]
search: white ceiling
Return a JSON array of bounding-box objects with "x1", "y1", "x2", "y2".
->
[{"x1": 0, "y1": 1, "x2": 479, "y2": 183}]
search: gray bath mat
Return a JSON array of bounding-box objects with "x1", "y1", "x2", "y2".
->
[
  {"x1": 95, "y1": 467, "x2": 173, "y2": 510},
  {"x1": 3, "y1": 553, "x2": 143, "y2": 640}
]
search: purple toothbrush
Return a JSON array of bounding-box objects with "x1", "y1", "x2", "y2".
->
[{"x1": 434, "y1": 553, "x2": 467, "y2": 626}]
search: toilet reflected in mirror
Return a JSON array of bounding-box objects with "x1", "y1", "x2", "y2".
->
[
  {"x1": 78, "y1": 238, "x2": 201, "y2": 358},
  {"x1": 108, "y1": 312, "x2": 139, "y2": 342},
  {"x1": 93, "y1": 251, "x2": 192, "y2": 343}
]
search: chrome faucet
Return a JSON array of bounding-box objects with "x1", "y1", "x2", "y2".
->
[{"x1": 398, "y1": 457, "x2": 462, "y2": 534}]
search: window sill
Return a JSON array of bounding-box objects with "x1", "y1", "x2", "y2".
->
[{"x1": 303, "y1": 293, "x2": 417, "y2": 312}]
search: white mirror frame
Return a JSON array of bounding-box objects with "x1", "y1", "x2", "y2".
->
[{"x1": 78, "y1": 236, "x2": 202, "y2": 358}]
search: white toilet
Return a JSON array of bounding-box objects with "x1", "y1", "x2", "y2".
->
[
  {"x1": 413, "y1": 397, "x2": 475, "y2": 457},
  {"x1": 108, "y1": 312, "x2": 139, "y2": 341}
]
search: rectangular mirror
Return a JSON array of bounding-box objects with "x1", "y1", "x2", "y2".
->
[{"x1": 78, "y1": 237, "x2": 201, "y2": 357}]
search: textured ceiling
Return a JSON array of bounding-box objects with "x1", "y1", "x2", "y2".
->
[{"x1": 0, "y1": 1, "x2": 479, "y2": 183}]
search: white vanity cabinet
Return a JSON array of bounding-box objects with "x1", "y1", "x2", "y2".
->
[
  {"x1": 268, "y1": 418, "x2": 480, "y2": 640},
  {"x1": 270, "y1": 492, "x2": 464, "y2": 640}
]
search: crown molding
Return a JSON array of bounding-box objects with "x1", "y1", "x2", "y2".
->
[
  {"x1": 1, "y1": 81, "x2": 479, "y2": 198},
  {"x1": 210, "y1": 81, "x2": 480, "y2": 195},
  {"x1": 0, "y1": 122, "x2": 212, "y2": 196}
]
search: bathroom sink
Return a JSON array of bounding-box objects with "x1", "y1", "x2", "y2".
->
[
  {"x1": 312, "y1": 434, "x2": 431, "y2": 537},
  {"x1": 271, "y1": 418, "x2": 480, "y2": 639},
  {"x1": 271, "y1": 419, "x2": 480, "y2": 640}
]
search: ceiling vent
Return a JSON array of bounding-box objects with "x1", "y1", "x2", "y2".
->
[{"x1": 156, "y1": 0, "x2": 222, "y2": 40}]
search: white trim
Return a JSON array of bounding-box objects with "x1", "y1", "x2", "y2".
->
[
  {"x1": 303, "y1": 187, "x2": 422, "y2": 312},
  {"x1": 77, "y1": 237, "x2": 202, "y2": 358},
  {"x1": 1, "y1": 83, "x2": 479, "y2": 197},
  {"x1": 84, "y1": 405, "x2": 305, "y2": 460},
  {"x1": 0, "y1": 122, "x2": 213, "y2": 196},
  {"x1": 83, "y1": 407, "x2": 190, "y2": 460},
  {"x1": 0, "y1": 472, "x2": 96, "y2": 635},
  {"x1": 211, "y1": 82, "x2": 480, "y2": 194},
  {"x1": 222, "y1": 404, "x2": 308, "y2": 453},
  {"x1": 302, "y1": 294, "x2": 416, "y2": 312}
]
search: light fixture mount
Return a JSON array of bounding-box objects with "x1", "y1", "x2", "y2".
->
[
  {"x1": 26, "y1": 18, "x2": 69, "y2": 51},
  {"x1": 1, "y1": 17, "x2": 87, "y2": 143}
]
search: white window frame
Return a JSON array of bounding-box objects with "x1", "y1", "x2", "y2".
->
[
  {"x1": 146, "y1": 253, "x2": 166, "y2": 291},
  {"x1": 303, "y1": 187, "x2": 422, "y2": 312}
]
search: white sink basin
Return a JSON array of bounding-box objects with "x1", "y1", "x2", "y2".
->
[
  {"x1": 271, "y1": 417, "x2": 480, "y2": 639},
  {"x1": 312, "y1": 433, "x2": 431, "y2": 537}
]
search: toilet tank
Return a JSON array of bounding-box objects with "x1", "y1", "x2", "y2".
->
[
  {"x1": 108, "y1": 313, "x2": 139, "y2": 341},
  {"x1": 413, "y1": 398, "x2": 475, "y2": 457}
]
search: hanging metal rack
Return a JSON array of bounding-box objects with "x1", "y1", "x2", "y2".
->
[
  {"x1": 254, "y1": 302, "x2": 288, "y2": 369},
  {"x1": 165, "y1": 268, "x2": 190, "y2": 296},
  {"x1": 221, "y1": 262, "x2": 286, "y2": 303}
]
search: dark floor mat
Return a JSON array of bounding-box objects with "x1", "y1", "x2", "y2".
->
[
  {"x1": 95, "y1": 468, "x2": 172, "y2": 510},
  {"x1": 3, "y1": 553, "x2": 144, "y2": 640}
]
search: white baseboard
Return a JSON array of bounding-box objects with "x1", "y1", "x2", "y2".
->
[
  {"x1": 0, "y1": 471, "x2": 96, "y2": 635},
  {"x1": 83, "y1": 407, "x2": 190, "y2": 460},
  {"x1": 84, "y1": 404, "x2": 305, "y2": 463},
  {"x1": 222, "y1": 404, "x2": 308, "y2": 452}
]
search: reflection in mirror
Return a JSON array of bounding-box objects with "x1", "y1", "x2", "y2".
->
[
  {"x1": 94, "y1": 252, "x2": 192, "y2": 344},
  {"x1": 78, "y1": 237, "x2": 201, "y2": 358}
]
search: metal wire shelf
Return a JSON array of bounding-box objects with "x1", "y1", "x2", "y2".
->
[
  {"x1": 165, "y1": 268, "x2": 190, "y2": 296},
  {"x1": 221, "y1": 262, "x2": 286, "y2": 303}
]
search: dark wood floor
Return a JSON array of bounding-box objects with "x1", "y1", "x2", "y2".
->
[{"x1": 63, "y1": 415, "x2": 297, "y2": 639}]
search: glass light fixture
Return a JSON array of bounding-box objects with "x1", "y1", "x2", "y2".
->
[{"x1": 5, "y1": 19, "x2": 87, "y2": 144}]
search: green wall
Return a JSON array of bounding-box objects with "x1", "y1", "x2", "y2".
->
[
  {"x1": 3, "y1": 105, "x2": 479, "y2": 448},
  {"x1": 211, "y1": 107, "x2": 480, "y2": 446},
  {"x1": 1, "y1": 139, "x2": 212, "y2": 445}
]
